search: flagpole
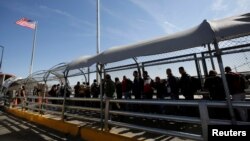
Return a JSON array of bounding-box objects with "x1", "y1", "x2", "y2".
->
[
  {"x1": 29, "y1": 21, "x2": 37, "y2": 76},
  {"x1": 97, "y1": 0, "x2": 100, "y2": 54},
  {"x1": 0, "y1": 45, "x2": 4, "y2": 72},
  {"x1": 96, "y1": 0, "x2": 100, "y2": 82}
]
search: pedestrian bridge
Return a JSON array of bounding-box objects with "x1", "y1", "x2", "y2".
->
[{"x1": 1, "y1": 13, "x2": 250, "y2": 141}]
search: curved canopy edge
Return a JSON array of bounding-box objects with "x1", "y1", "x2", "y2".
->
[{"x1": 66, "y1": 13, "x2": 250, "y2": 71}]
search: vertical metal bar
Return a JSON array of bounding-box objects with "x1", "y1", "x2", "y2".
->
[
  {"x1": 83, "y1": 73, "x2": 87, "y2": 83},
  {"x1": 40, "y1": 80, "x2": 47, "y2": 115},
  {"x1": 133, "y1": 57, "x2": 141, "y2": 78},
  {"x1": 214, "y1": 42, "x2": 236, "y2": 124},
  {"x1": 96, "y1": 0, "x2": 100, "y2": 83},
  {"x1": 96, "y1": 0, "x2": 100, "y2": 54},
  {"x1": 104, "y1": 98, "x2": 110, "y2": 131},
  {"x1": 0, "y1": 45, "x2": 4, "y2": 72},
  {"x1": 208, "y1": 44, "x2": 215, "y2": 70},
  {"x1": 29, "y1": 22, "x2": 38, "y2": 76},
  {"x1": 78, "y1": 68, "x2": 87, "y2": 83},
  {"x1": 194, "y1": 54, "x2": 203, "y2": 87},
  {"x1": 38, "y1": 84, "x2": 42, "y2": 114},
  {"x1": 198, "y1": 102, "x2": 209, "y2": 141},
  {"x1": 0, "y1": 73, "x2": 5, "y2": 95},
  {"x1": 88, "y1": 67, "x2": 90, "y2": 84},
  {"x1": 98, "y1": 64, "x2": 104, "y2": 130},
  {"x1": 61, "y1": 70, "x2": 69, "y2": 120},
  {"x1": 141, "y1": 62, "x2": 145, "y2": 74},
  {"x1": 41, "y1": 71, "x2": 49, "y2": 115},
  {"x1": 201, "y1": 52, "x2": 208, "y2": 77}
]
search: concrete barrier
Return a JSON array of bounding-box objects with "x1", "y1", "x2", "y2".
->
[{"x1": 5, "y1": 108, "x2": 135, "y2": 141}]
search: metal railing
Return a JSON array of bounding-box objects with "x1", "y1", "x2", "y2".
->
[{"x1": 2, "y1": 95, "x2": 250, "y2": 141}]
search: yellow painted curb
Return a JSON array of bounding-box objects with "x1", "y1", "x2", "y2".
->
[
  {"x1": 5, "y1": 108, "x2": 136, "y2": 141},
  {"x1": 80, "y1": 128, "x2": 136, "y2": 141},
  {"x1": 6, "y1": 108, "x2": 79, "y2": 136}
]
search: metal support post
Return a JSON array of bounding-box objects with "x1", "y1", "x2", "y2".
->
[{"x1": 214, "y1": 41, "x2": 236, "y2": 124}]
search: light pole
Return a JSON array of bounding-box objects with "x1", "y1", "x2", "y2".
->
[{"x1": 0, "y1": 45, "x2": 4, "y2": 72}]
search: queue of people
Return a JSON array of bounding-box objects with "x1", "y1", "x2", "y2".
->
[
  {"x1": 68, "y1": 66, "x2": 247, "y2": 103},
  {"x1": 12, "y1": 66, "x2": 248, "y2": 121}
]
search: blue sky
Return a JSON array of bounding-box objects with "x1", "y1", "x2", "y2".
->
[{"x1": 0, "y1": 0, "x2": 250, "y2": 78}]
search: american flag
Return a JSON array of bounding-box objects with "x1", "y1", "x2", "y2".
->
[{"x1": 16, "y1": 18, "x2": 36, "y2": 29}]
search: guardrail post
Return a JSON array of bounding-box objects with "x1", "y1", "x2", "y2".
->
[
  {"x1": 61, "y1": 83, "x2": 67, "y2": 120},
  {"x1": 104, "y1": 98, "x2": 110, "y2": 131},
  {"x1": 198, "y1": 101, "x2": 209, "y2": 141},
  {"x1": 39, "y1": 95, "x2": 42, "y2": 114},
  {"x1": 61, "y1": 71, "x2": 69, "y2": 121},
  {"x1": 21, "y1": 96, "x2": 25, "y2": 111}
]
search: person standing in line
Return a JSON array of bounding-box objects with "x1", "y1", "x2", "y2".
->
[
  {"x1": 132, "y1": 71, "x2": 143, "y2": 99},
  {"x1": 179, "y1": 67, "x2": 194, "y2": 100},
  {"x1": 142, "y1": 71, "x2": 154, "y2": 99},
  {"x1": 204, "y1": 70, "x2": 225, "y2": 100},
  {"x1": 166, "y1": 68, "x2": 179, "y2": 100},
  {"x1": 115, "y1": 77, "x2": 122, "y2": 99},
  {"x1": 122, "y1": 75, "x2": 132, "y2": 99},
  {"x1": 225, "y1": 66, "x2": 248, "y2": 121},
  {"x1": 74, "y1": 81, "x2": 81, "y2": 98},
  {"x1": 154, "y1": 76, "x2": 165, "y2": 99},
  {"x1": 104, "y1": 74, "x2": 115, "y2": 99},
  {"x1": 20, "y1": 85, "x2": 27, "y2": 109},
  {"x1": 91, "y1": 79, "x2": 100, "y2": 98},
  {"x1": 104, "y1": 74, "x2": 116, "y2": 116}
]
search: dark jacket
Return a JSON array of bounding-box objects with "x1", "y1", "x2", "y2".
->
[
  {"x1": 132, "y1": 77, "x2": 144, "y2": 99},
  {"x1": 105, "y1": 80, "x2": 115, "y2": 98},
  {"x1": 179, "y1": 73, "x2": 194, "y2": 99},
  {"x1": 204, "y1": 76, "x2": 225, "y2": 100},
  {"x1": 167, "y1": 75, "x2": 180, "y2": 99}
]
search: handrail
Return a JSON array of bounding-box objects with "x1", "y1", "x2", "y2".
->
[
  {"x1": 109, "y1": 110, "x2": 201, "y2": 123},
  {"x1": 5, "y1": 96, "x2": 250, "y2": 141},
  {"x1": 109, "y1": 121, "x2": 203, "y2": 141}
]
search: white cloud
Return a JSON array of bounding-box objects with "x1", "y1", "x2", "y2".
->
[
  {"x1": 101, "y1": 4, "x2": 154, "y2": 42},
  {"x1": 232, "y1": 0, "x2": 250, "y2": 15},
  {"x1": 164, "y1": 21, "x2": 181, "y2": 33},
  {"x1": 128, "y1": 0, "x2": 180, "y2": 34},
  {"x1": 210, "y1": 0, "x2": 250, "y2": 19},
  {"x1": 39, "y1": 5, "x2": 94, "y2": 29},
  {"x1": 101, "y1": 5, "x2": 121, "y2": 20},
  {"x1": 211, "y1": 0, "x2": 228, "y2": 11},
  {"x1": 40, "y1": 5, "x2": 72, "y2": 17},
  {"x1": 104, "y1": 26, "x2": 142, "y2": 43},
  {"x1": 102, "y1": 4, "x2": 146, "y2": 32}
]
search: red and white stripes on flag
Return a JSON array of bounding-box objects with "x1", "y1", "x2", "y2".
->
[{"x1": 16, "y1": 18, "x2": 36, "y2": 29}]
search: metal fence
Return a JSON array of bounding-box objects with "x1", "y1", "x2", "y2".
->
[{"x1": 2, "y1": 95, "x2": 250, "y2": 141}]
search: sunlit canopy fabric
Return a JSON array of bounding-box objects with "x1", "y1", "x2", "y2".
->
[
  {"x1": 66, "y1": 13, "x2": 250, "y2": 70},
  {"x1": 67, "y1": 55, "x2": 97, "y2": 71},
  {"x1": 209, "y1": 13, "x2": 250, "y2": 41},
  {"x1": 95, "y1": 20, "x2": 213, "y2": 64},
  {"x1": 2, "y1": 76, "x2": 20, "y2": 88}
]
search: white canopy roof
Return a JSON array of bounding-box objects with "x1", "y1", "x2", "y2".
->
[
  {"x1": 67, "y1": 13, "x2": 250, "y2": 71},
  {"x1": 67, "y1": 55, "x2": 97, "y2": 70}
]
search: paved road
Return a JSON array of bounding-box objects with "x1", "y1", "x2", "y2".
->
[{"x1": 0, "y1": 110, "x2": 82, "y2": 141}]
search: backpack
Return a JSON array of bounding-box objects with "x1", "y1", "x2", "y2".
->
[
  {"x1": 91, "y1": 83, "x2": 100, "y2": 94},
  {"x1": 239, "y1": 74, "x2": 249, "y2": 90},
  {"x1": 190, "y1": 77, "x2": 202, "y2": 92},
  {"x1": 127, "y1": 79, "x2": 133, "y2": 91}
]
